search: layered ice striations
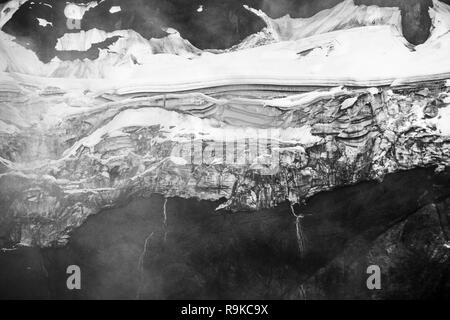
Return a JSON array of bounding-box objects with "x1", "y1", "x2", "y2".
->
[{"x1": 0, "y1": 79, "x2": 449, "y2": 247}]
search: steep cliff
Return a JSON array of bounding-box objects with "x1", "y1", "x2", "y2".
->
[{"x1": 0, "y1": 0, "x2": 449, "y2": 247}]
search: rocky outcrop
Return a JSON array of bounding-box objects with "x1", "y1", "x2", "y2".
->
[
  {"x1": 302, "y1": 197, "x2": 450, "y2": 299},
  {"x1": 1, "y1": 167, "x2": 449, "y2": 299}
]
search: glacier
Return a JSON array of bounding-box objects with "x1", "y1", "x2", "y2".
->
[{"x1": 0, "y1": 0, "x2": 449, "y2": 250}]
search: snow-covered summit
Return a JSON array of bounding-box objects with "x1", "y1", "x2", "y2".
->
[{"x1": 244, "y1": 0, "x2": 402, "y2": 42}]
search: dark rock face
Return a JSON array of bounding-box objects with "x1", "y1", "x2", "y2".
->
[
  {"x1": 303, "y1": 200, "x2": 450, "y2": 299},
  {"x1": 1, "y1": 167, "x2": 449, "y2": 299},
  {"x1": 356, "y1": 0, "x2": 434, "y2": 45},
  {"x1": 2, "y1": 0, "x2": 449, "y2": 63}
]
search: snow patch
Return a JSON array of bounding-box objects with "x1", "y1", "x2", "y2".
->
[
  {"x1": 55, "y1": 28, "x2": 200, "y2": 59},
  {"x1": 109, "y1": 6, "x2": 121, "y2": 14},
  {"x1": 64, "y1": 2, "x2": 98, "y2": 20},
  {"x1": 436, "y1": 104, "x2": 450, "y2": 136},
  {"x1": 169, "y1": 156, "x2": 188, "y2": 166},
  {"x1": 341, "y1": 97, "x2": 358, "y2": 110},
  {"x1": 36, "y1": 17, "x2": 53, "y2": 27}
]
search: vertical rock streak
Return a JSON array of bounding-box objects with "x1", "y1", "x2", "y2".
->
[
  {"x1": 163, "y1": 197, "x2": 168, "y2": 242},
  {"x1": 291, "y1": 204, "x2": 307, "y2": 256},
  {"x1": 136, "y1": 231, "x2": 153, "y2": 299}
]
